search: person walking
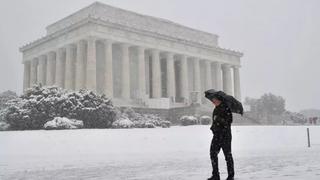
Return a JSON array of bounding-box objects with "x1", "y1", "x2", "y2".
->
[{"x1": 205, "y1": 89, "x2": 243, "y2": 180}]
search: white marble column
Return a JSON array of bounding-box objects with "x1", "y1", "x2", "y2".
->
[
  {"x1": 205, "y1": 60, "x2": 212, "y2": 90},
  {"x1": 103, "y1": 40, "x2": 113, "y2": 97},
  {"x1": 166, "y1": 52, "x2": 175, "y2": 101},
  {"x1": 151, "y1": 49, "x2": 162, "y2": 98},
  {"x1": 222, "y1": 64, "x2": 232, "y2": 95},
  {"x1": 23, "y1": 61, "x2": 31, "y2": 90},
  {"x1": 193, "y1": 58, "x2": 201, "y2": 103},
  {"x1": 65, "y1": 44, "x2": 75, "y2": 90},
  {"x1": 30, "y1": 59, "x2": 38, "y2": 86},
  {"x1": 180, "y1": 55, "x2": 189, "y2": 102},
  {"x1": 37, "y1": 55, "x2": 47, "y2": 86},
  {"x1": 46, "y1": 52, "x2": 56, "y2": 86},
  {"x1": 86, "y1": 37, "x2": 97, "y2": 92},
  {"x1": 233, "y1": 66, "x2": 241, "y2": 100},
  {"x1": 145, "y1": 53, "x2": 150, "y2": 96},
  {"x1": 137, "y1": 46, "x2": 146, "y2": 99},
  {"x1": 212, "y1": 62, "x2": 222, "y2": 91},
  {"x1": 120, "y1": 44, "x2": 130, "y2": 99},
  {"x1": 55, "y1": 48, "x2": 65, "y2": 88},
  {"x1": 75, "y1": 40, "x2": 86, "y2": 90}
]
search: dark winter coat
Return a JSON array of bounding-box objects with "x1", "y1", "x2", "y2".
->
[{"x1": 210, "y1": 102, "x2": 233, "y2": 134}]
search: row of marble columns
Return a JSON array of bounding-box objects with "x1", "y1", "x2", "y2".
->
[{"x1": 23, "y1": 37, "x2": 241, "y2": 103}]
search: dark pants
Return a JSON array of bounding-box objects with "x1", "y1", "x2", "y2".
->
[{"x1": 210, "y1": 130, "x2": 234, "y2": 179}]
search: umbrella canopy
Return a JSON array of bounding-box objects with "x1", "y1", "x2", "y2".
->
[{"x1": 204, "y1": 89, "x2": 244, "y2": 115}]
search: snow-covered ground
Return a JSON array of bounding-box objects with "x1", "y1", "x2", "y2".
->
[{"x1": 1, "y1": 126, "x2": 320, "y2": 180}]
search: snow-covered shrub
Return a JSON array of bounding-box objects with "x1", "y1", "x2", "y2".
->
[
  {"x1": 160, "y1": 120, "x2": 171, "y2": 128},
  {"x1": 5, "y1": 86, "x2": 117, "y2": 130},
  {"x1": 143, "y1": 114, "x2": 162, "y2": 126},
  {"x1": 0, "y1": 108, "x2": 8, "y2": 122},
  {"x1": 132, "y1": 120, "x2": 146, "y2": 128},
  {"x1": 0, "y1": 91, "x2": 17, "y2": 130},
  {"x1": 121, "y1": 107, "x2": 143, "y2": 121},
  {"x1": 200, "y1": 115, "x2": 211, "y2": 125},
  {"x1": 73, "y1": 90, "x2": 117, "y2": 128},
  {"x1": 0, "y1": 90, "x2": 17, "y2": 110},
  {"x1": 0, "y1": 121, "x2": 10, "y2": 131},
  {"x1": 5, "y1": 97, "x2": 46, "y2": 130},
  {"x1": 131, "y1": 119, "x2": 157, "y2": 128},
  {"x1": 144, "y1": 122, "x2": 156, "y2": 128},
  {"x1": 180, "y1": 115, "x2": 198, "y2": 126},
  {"x1": 132, "y1": 120, "x2": 154, "y2": 128},
  {"x1": 122, "y1": 107, "x2": 138, "y2": 120},
  {"x1": 112, "y1": 116, "x2": 134, "y2": 128},
  {"x1": 120, "y1": 107, "x2": 166, "y2": 128},
  {"x1": 44, "y1": 117, "x2": 83, "y2": 130},
  {"x1": 132, "y1": 115, "x2": 165, "y2": 128}
]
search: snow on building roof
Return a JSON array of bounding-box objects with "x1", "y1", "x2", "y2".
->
[
  {"x1": 20, "y1": 2, "x2": 243, "y2": 57},
  {"x1": 46, "y1": 2, "x2": 219, "y2": 47}
]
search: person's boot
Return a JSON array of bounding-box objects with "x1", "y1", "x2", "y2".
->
[
  {"x1": 207, "y1": 175, "x2": 220, "y2": 180},
  {"x1": 226, "y1": 176, "x2": 234, "y2": 180}
]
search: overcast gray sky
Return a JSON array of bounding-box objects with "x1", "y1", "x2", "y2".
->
[{"x1": 0, "y1": 0, "x2": 319, "y2": 112}]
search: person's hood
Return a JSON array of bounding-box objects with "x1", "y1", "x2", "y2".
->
[{"x1": 204, "y1": 89, "x2": 223, "y2": 101}]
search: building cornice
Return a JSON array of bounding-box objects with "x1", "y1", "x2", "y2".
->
[
  {"x1": 45, "y1": 2, "x2": 218, "y2": 46},
  {"x1": 20, "y1": 17, "x2": 243, "y2": 57}
]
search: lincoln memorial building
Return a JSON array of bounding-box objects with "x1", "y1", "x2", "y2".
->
[{"x1": 20, "y1": 2, "x2": 243, "y2": 109}]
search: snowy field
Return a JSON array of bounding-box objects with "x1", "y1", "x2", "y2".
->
[{"x1": 1, "y1": 126, "x2": 320, "y2": 180}]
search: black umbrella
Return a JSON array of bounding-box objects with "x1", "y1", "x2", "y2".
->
[{"x1": 204, "y1": 89, "x2": 243, "y2": 115}]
